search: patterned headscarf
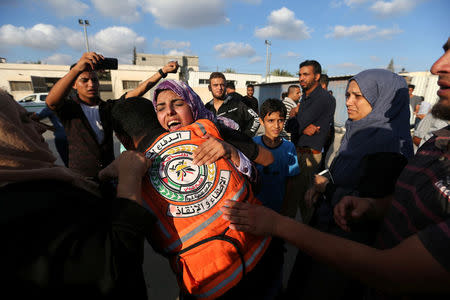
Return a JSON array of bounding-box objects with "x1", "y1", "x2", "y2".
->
[{"x1": 153, "y1": 80, "x2": 239, "y2": 130}]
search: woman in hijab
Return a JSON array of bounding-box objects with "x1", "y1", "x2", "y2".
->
[
  {"x1": 287, "y1": 69, "x2": 413, "y2": 299},
  {"x1": 152, "y1": 79, "x2": 273, "y2": 171},
  {"x1": 308, "y1": 69, "x2": 413, "y2": 229},
  {"x1": 0, "y1": 90, "x2": 155, "y2": 299}
]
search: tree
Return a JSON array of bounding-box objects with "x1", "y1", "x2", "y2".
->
[
  {"x1": 271, "y1": 68, "x2": 293, "y2": 77},
  {"x1": 387, "y1": 58, "x2": 395, "y2": 72},
  {"x1": 132, "y1": 46, "x2": 137, "y2": 65},
  {"x1": 223, "y1": 68, "x2": 236, "y2": 73}
]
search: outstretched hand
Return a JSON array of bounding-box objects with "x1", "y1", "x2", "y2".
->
[
  {"x1": 333, "y1": 196, "x2": 374, "y2": 232},
  {"x1": 221, "y1": 200, "x2": 278, "y2": 236}
]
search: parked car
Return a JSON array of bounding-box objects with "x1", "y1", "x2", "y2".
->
[{"x1": 18, "y1": 93, "x2": 48, "y2": 113}]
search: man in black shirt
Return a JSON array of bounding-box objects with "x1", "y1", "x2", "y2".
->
[
  {"x1": 205, "y1": 72, "x2": 260, "y2": 137},
  {"x1": 243, "y1": 84, "x2": 259, "y2": 113},
  {"x1": 286, "y1": 60, "x2": 335, "y2": 224}
]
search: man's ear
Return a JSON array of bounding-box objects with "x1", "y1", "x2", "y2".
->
[
  {"x1": 208, "y1": 84, "x2": 211, "y2": 92},
  {"x1": 259, "y1": 117, "x2": 264, "y2": 125},
  {"x1": 314, "y1": 73, "x2": 321, "y2": 82}
]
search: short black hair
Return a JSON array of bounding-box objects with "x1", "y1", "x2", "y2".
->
[
  {"x1": 111, "y1": 97, "x2": 164, "y2": 144},
  {"x1": 319, "y1": 74, "x2": 329, "y2": 87},
  {"x1": 299, "y1": 60, "x2": 322, "y2": 75},
  {"x1": 209, "y1": 72, "x2": 226, "y2": 81},
  {"x1": 408, "y1": 84, "x2": 415, "y2": 90},
  {"x1": 260, "y1": 98, "x2": 287, "y2": 120},
  {"x1": 247, "y1": 84, "x2": 254, "y2": 89},
  {"x1": 226, "y1": 81, "x2": 236, "y2": 89},
  {"x1": 287, "y1": 85, "x2": 300, "y2": 95}
]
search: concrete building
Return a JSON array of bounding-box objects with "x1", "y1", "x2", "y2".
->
[{"x1": 1, "y1": 53, "x2": 297, "y2": 103}]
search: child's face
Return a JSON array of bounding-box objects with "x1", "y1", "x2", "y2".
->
[
  {"x1": 260, "y1": 111, "x2": 285, "y2": 140},
  {"x1": 156, "y1": 90, "x2": 194, "y2": 132}
]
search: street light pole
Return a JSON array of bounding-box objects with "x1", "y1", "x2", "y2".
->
[
  {"x1": 265, "y1": 40, "x2": 271, "y2": 82},
  {"x1": 78, "y1": 19, "x2": 90, "y2": 52}
]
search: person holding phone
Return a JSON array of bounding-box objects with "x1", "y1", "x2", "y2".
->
[{"x1": 46, "y1": 52, "x2": 179, "y2": 178}]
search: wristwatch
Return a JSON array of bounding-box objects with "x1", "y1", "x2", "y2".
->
[{"x1": 158, "y1": 69, "x2": 167, "y2": 78}]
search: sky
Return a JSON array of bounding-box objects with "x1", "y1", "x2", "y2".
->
[{"x1": 0, "y1": 0, "x2": 449, "y2": 77}]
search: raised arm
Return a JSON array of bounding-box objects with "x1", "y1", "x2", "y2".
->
[
  {"x1": 125, "y1": 61, "x2": 179, "y2": 99},
  {"x1": 46, "y1": 52, "x2": 103, "y2": 110}
]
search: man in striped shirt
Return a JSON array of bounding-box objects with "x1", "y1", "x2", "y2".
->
[{"x1": 280, "y1": 85, "x2": 301, "y2": 141}]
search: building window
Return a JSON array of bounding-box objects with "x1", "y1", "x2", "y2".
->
[
  {"x1": 122, "y1": 80, "x2": 140, "y2": 90},
  {"x1": 199, "y1": 79, "x2": 209, "y2": 85},
  {"x1": 10, "y1": 81, "x2": 32, "y2": 91},
  {"x1": 246, "y1": 81, "x2": 257, "y2": 86},
  {"x1": 142, "y1": 57, "x2": 146, "y2": 61}
]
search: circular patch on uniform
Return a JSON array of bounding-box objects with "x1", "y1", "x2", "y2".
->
[{"x1": 149, "y1": 144, "x2": 217, "y2": 204}]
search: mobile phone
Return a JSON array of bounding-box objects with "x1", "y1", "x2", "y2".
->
[
  {"x1": 95, "y1": 57, "x2": 118, "y2": 70},
  {"x1": 318, "y1": 169, "x2": 334, "y2": 184}
]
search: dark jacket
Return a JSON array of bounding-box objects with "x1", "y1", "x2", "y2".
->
[
  {"x1": 56, "y1": 95, "x2": 116, "y2": 178},
  {"x1": 205, "y1": 95, "x2": 260, "y2": 137},
  {"x1": 242, "y1": 95, "x2": 259, "y2": 113},
  {"x1": 286, "y1": 85, "x2": 336, "y2": 151}
]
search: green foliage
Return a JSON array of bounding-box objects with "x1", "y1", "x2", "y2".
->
[
  {"x1": 223, "y1": 68, "x2": 236, "y2": 73},
  {"x1": 271, "y1": 68, "x2": 293, "y2": 77},
  {"x1": 387, "y1": 58, "x2": 395, "y2": 72}
]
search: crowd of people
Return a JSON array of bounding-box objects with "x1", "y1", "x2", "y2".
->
[{"x1": 1, "y1": 36, "x2": 449, "y2": 299}]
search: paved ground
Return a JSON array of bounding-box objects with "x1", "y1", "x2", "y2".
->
[{"x1": 42, "y1": 128, "x2": 345, "y2": 300}]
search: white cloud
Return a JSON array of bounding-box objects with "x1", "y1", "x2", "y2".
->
[
  {"x1": 214, "y1": 42, "x2": 256, "y2": 58},
  {"x1": 375, "y1": 25, "x2": 403, "y2": 39},
  {"x1": 165, "y1": 49, "x2": 195, "y2": 56},
  {"x1": 284, "y1": 51, "x2": 301, "y2": 58},
  {"x1": 330, "y1": 0, "x2": 343, "y2": 8},
  {"x1": 0, "y1": 23, "x2": 145, "y2": 64},
  {"x1": 344, "y1": 0, "x2": 369, "y2": 6},
  {"x1": 370, "y1": 0, "x2": 420, "y2": 17},
  {"x1": 326, "y1": 24, "x2": 376, "y2": 39},
  {"x1": 90, "y1": 27, "x2": 146, "y2": 63},
  {"x1": 153, "y1": 38, "x2": 191, "y2": 49},
  {"x1": 42, "y1": 0, "x2": 89, "y2": 17},
  {"x1": 0, "y1": 24, "x2": 80, "y2": 50},
  {"x1": 142, "y1": 0, "x2": 227, "y2": 28},
  {"x1": 326, "y1": 24, "x2": 402, "y2": 40},
  {"x1": 92, "y1": 0, "x2": 141, "y2": 22},
  {"x1": 255, "y1": 7, "x2": 311, "y2": 40},
  {"x1": 43, "y1": 53, "x2": 73, "y2": 65},
  {"x1": 370, "y1": 55, "x2": 381, "y2": 62},
  {"x1": 249, "y1": 56, "x2": 263, "y2": 63}
]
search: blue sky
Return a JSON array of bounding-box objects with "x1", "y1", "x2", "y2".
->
[{"x1": 0, "y1": 0, "x2": 448, "y2": 76}]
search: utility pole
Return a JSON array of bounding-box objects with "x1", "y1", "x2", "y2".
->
[
  {"x1": 265, "y1": 40, "x2": 271, "y2": 82},
  {"x1": 78, "y1": 19, "x2": 90, "y2": 52}
]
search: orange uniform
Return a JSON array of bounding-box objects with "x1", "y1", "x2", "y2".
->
[{"x1": 142, "y1": 119, "x2": 270, "y2": 299}]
